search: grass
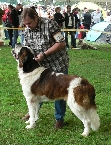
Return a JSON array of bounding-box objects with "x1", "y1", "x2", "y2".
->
[{"x1": 0, "y1": 42, "x2": 111, "y2": 145}]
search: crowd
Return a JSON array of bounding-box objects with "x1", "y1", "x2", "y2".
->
[
  {"x1": 0, "y1": 3, "x2": 23, "y2": 47},
  {"x1": 0, "y1": 3, "x2": 111, "y2": 49}
]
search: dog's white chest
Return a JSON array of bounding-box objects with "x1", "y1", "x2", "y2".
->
[{"x1": 18, "y1": 67, "x2": 46, "y2": 95}]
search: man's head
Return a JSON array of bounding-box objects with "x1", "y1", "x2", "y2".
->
[
  {"x1": 67, "y1": 5, "x2": 71, "y2": 13},
  {"x1": 22, "y1": 8, "x2": 38, "y2": 30},
  {"x1": 55, "y1": 6, "x2": 61, "y2": 13},
  {"x1": 96, "y1": 8, "x2": 100, "y2": 13},
  {"x1": 16, "y1": 3, "x2": 23, "y2": 10}
]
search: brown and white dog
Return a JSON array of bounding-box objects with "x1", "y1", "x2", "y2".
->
[{"x1": 12, "y1": 45, "x2": 100, "y2": 137}]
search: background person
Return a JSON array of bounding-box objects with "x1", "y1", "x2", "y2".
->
[
  {"x1": 11, "y1": 3, "x2": 23, "y2": 48},
  {"x1": 54, "y1": 6, "x2": 65, "y2": 28},
  {"x1": 0, "y1": 6, "x2": 4, "y2": 39},
  {"x1": 0, "y1": 7, "x2": 4, "y2": 25},
  {"x1": 82, "y1": 8, "x2": 91, "y2": 38},
  {"x1": 63, "y1": 5, "x2": 75, "y2": 49},
  {"x1": 2, "y1": 4, "x2": 9, "y2": 39},
  {"x1": 6, "y1": 4, "x2": 14, "y2": 47},
  {"x1": 72, "y1": 7, "x2": 80, "y2": 46},
  {"x1": 91, "y1": 8, "x2": 102, "y2": 25}
]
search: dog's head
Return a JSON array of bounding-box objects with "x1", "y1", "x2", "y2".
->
[
  {"x1": 12, "y1": 44, "x2": 40, "y2": 72},
  {"x1": 11, "y1": 43, "x2": 22, "y2": 60}
]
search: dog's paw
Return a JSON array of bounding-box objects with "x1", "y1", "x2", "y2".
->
[
  {"x1": 81, "y1": 132, "x2": 89, "y2": 137},
  {"x1": 25, "y1": 123, "x2": 36, "y2": 129},
  {"x1": 25, "y1": 120, "x2": 30, "y2": 124}
]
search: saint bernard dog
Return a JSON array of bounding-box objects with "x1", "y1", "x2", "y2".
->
[{"x1": 12, "y1": 44, "x2": 100, "y2": 137}]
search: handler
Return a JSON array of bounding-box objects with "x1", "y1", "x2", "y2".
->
[{"x1": 21, "y1": 7, "x2": 69, "y2": 129}]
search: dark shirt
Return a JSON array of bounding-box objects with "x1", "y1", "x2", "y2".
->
[
  {"x1": 83, "y1": 12, "x2": 91, "y2": 25},
  {"x1": 0, "y1": 8, "x2": 4, "y2": 24},
  {"x1": 73, "y1": 12, "x2": 80, "y2": 29},
  {"x1": 64, "y1": 12, "x2": 74, "y2": 28},
  {"x1": 11, "y1": 8, "x2": 22, "y2": 27},
  {"x1": 54, "y1": 13, "x2": 65, "y2": 27},
  {"x1": 24, "y1": 17, "x2": 69, "y2": 73}
]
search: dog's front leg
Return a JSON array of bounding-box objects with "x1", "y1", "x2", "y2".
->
[{"x1": 25, "y1": 97, "x2": 39, "y2": 129}]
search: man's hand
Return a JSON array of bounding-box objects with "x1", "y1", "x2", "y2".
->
[{"x1": 34, "y1": 53, "x2": 44, "y2": 62}]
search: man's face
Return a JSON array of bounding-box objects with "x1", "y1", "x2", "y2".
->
[
  {"x1": 67, "y1": 6, "x2": 71, "y2": 13},
  {"x1": 23, "y1": 15, "x2": 38, "y2": 30}
]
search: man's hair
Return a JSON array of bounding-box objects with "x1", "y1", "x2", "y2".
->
[
  {"x1": 22, "y1": 8, "x2": 38, "y2": 20},
  {"x1": 8, "y1": 4, "x2": 14, "y2": 10},
  {"x1": 67, "y1": 5, "x2": 71, "y2": 9},
  {"x1": 55, "y1": 6, "x2": 61, "y2": 13},
  {"x1": 17, "y1": 3, "x2": 22, "y2": 6}
]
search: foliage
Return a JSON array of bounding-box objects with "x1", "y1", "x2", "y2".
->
[
  {"x1": 0, "y1": 43, "x2": 111, "y2": 145},
  {"x1": 0, "y1": 0, "x2": 17, "y2": 5}
]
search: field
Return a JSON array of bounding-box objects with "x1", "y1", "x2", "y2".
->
[{"x1": 0, "y1": 42, "x2": 111, "y2": 145}]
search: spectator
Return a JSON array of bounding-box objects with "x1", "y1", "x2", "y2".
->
[
  {"x1": 54, "y1": 6, "x2": 65, "y2": 28},
  {"x1": 81, "y1": 7, "x2": 87, "y2": 22},
  {"x1": 82, "y1": 8, "x2": 91, "y2": 30},
  {"x1": 104, "y1": 10, "x2": 111, "y2": 23},
  {"x1": 19, "y1": 19, "x2": 25, "y2": 45},
  {"x1": 72, "y1": 7, "x2": 80, "y2": 43},
  {"x1": 21, "y1": 8, "x2": 69, "y2": 129},
  {"x1": 11, "y1": 3, "x2": 23, "y2": 48},
  {"x1": 63, "y1": 5, "x2": 76, "y2": 49},
  {"x1": 91, "y1": 8, "x2": 102, "y2": 25},
  {"x1": 46, "y1": 7, "x2": 54, "y2": 19},
  {"x1": 0, "y1": 6, "x2": 4, "y2": 25},
  {"x1": 6, "y1": 4, "x2": 14, "y2": 46},
  {"x1": 0, "y1": 7, "x2": 4, "y2": 38},
  {"x1": 82, "y1": 8, "x2": 91, "y2": 38},
  {"x1": 2, "y1": 4, "x2": 9, "y2": 39}
]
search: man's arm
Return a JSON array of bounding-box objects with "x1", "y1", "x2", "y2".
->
[{"x1": 35, "y1": 41, "x2": 66, "y2": 62}]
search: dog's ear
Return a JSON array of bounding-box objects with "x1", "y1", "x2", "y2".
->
[
  {"x1": 23, "y1": 56, "x2": 32, "y2": 72},
  {"x1": 19, "y1": 47, "x2": 40, "y2": 72},
  {"x1": 23, "y1": 56, "x2": 40, "y2": 73}
]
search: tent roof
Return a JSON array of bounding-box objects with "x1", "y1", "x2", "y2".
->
[{"x1": 86, "y1": 21, "x2": 110, "y2": 41}]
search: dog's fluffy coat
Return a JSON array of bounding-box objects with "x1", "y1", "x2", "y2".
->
[{"x1": 12, "y1": 45, "x2": 100, "y2": 137}]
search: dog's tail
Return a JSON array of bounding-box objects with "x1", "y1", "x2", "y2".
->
[{"x1": 88, "y1": 108, "x2": 100, "y2": 131}]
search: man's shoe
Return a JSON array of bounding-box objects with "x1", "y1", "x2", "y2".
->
[
  {"x1": 55, "y1": 120, "x2": 64, "y2": 129},
  {"x1": 22, "y1": 113, "x2": 30, "y2": 120}
]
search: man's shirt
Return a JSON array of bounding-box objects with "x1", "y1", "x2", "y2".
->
[{"x1": 23, "y1": 17, "x2": 69, "y2": 73}]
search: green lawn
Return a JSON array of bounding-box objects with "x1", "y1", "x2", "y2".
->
[{"x1": 0, "y1": 43, "x2": 111, "y2": 145}]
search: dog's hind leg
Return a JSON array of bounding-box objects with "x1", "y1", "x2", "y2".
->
[
  {"x1": 67, "y1": 77, "x2": 91, "y2": 136},
  {"x1": 86, "y1": 108, "x2": 100, "y2": 132},
  {"x1": 67, "y1": 100, "x2": 91, "y2": 137}
]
